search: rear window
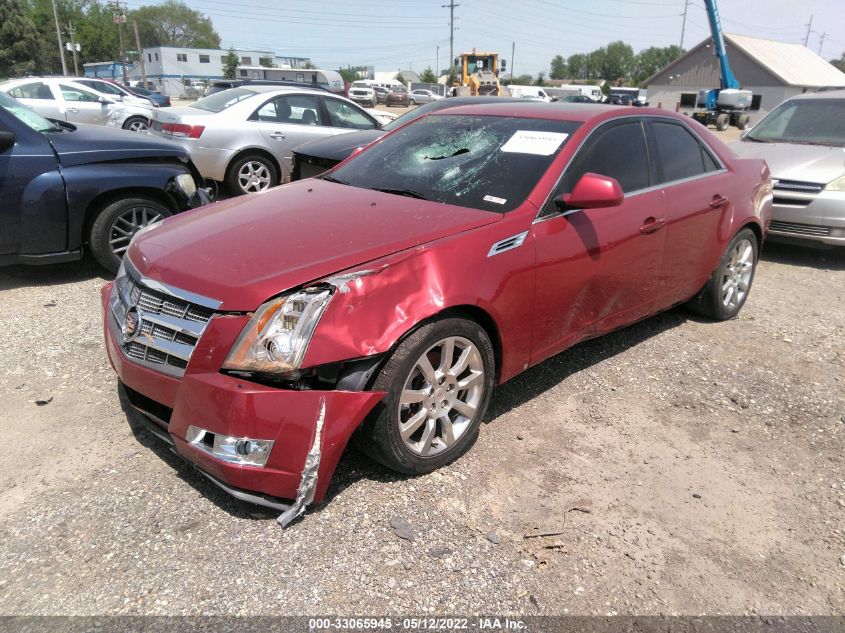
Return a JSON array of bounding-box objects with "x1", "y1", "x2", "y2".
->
[
  {"x1": 192, "y1": 88, "x2": 257, "y2": 112},
  {"x1": 329, "y1": 114, "x2": 580, "y2": 213}
]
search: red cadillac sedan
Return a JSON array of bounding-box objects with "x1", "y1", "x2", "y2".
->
[{"x1": 102, "y1": 102, "x2": 772, "y2": 525}]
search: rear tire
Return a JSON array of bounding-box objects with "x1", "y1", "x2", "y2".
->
[
  {"x1": 687, "y1": 228, "x2": 758, "y2": 320},
  {"x1": 122, "y1": 116, "x2": 149, "y2": 132},
  {"x1": 356, "y1": 317, "x2": 495, "y2": 475},
  {"x1": 226, "y1": 154, "x2": 279, "y2": 196},
  {"x1": 89, "y1": 197, "x2": 172, "y2": 273},
  {"x1": 736, "y1": 113, "x2": 751, "y2": 130},
  {"x1": 715, "y1": 113, "x2": 730, "y2": 131}
]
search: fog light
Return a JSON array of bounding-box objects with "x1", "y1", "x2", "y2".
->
[
  {"x1": 830, "y1": 227, "x2": 845, "y2": 238},
  {"x1": 186, "y1": 425, "x2": 274, "y2": 467}
]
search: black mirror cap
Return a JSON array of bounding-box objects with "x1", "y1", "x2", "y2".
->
[{"x1": 0, "y1": 129, "x2": 16, "y2": 152}]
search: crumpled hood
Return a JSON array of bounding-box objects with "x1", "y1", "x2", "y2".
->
[
  {"x1": 731, "y1": 139, "x2": 845, "y2": 186},
  {"x1": 46, "y1": 123, "x2": 189, "y2": 167},
  {"x1": 128, "y1": 179, "x2": 501, "y2": 311}
]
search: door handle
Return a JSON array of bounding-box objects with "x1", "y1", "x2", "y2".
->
[
  {"x1": 67, "y1": 107, "x2": 79, "y2": 113},
  {"x1": 639, "y1": 217, "x2": 666, "y2": 234},
  {"x1": 710, "y1": 195, "x2": 729, "y2": 209},
  {"x1": 269, "y1": 132, "x2": 286, "y2": 139}
]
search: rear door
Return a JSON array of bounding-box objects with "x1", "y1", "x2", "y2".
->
[
  {"x1": 5, "y1": 82, "x2": 64, "y2": 121},
  {"x1": 321, "y1": 97, "x2": 380, "y2": 136},
  {"x1": 57, "y1": 83, "x2": 109, "y2": 125},
  {"x1": 645, "y1": 118, "x2": 734, "y2": 303},
  {"x1": 250, "y1": 93, "x2": 334, "y2": 179}
]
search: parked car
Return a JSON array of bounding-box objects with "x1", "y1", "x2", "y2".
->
[
  {"x1": 0, "y1": 77, "x2": 154, "y2": 132},
  {"x1": 348, "y1": 82, "x2": 377, "y2": 107},
  {"x1": 291, "y1": 95, "x2": 524, "y2": 180},
  {"x1": 103, "y1": 102, "x2": 771, "y2": 518},
  {"x1": 560, "y1": 94, "x2": 594, "y2": 103},
  {"x1": 364, "y1": 108, "x2": 398, "y2": 126},
  {"x1": 408, "y1": 89, "x2": 442, "y2": 105},
  {"x1": 0, "y1": 91, "x2": 207, "y2": 272},
  {"x1": 150, "y1": 86, "x2": 380, "y2": 194},
  {"x1": 125, "y1": 85, "x2": 171, "y2": 108},
  {"x1": 74, "y1": 77, "x2": 159, "y2": 109},
  {"x1": 386, "y1": 86, "x2": 410, "y2": 107},
  {"x1": 206, "y1": 79, "x2": 331, "y2": 97},
  {"x1": 731, "y1": 90, "x2": 845, "y2": 247},
  {"x1": 373, "y1": 86, "x2": 389, "y2": 104}
]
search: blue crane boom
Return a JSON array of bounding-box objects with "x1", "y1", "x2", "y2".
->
[{"x1": 703, "y1": 0, "x2": 740, "y2": 90}]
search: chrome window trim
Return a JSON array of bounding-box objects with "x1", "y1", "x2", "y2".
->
[
  {"x1": 534, "y1": 114, "x2": 728, "y2": 224},
  {"x1": 124, "y1": 256, "x2": 222, "y2": 310}
]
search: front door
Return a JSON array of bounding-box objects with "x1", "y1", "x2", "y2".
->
[
  {"x1": 57, "y1": 84, "x2": 109, "y2": 125},
  {"x1": 531, "y1": 119, "x2": 668, "y2": 365}
]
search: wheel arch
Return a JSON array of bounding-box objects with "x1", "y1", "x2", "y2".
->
[
  {"x1": 225, "y1": 147, "x2": 282, "y2": 184},
  {"x1": 82, "y1": 187, "x2": 177, "y2": 245}
]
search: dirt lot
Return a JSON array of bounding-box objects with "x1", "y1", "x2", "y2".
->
[{"x1": 0, "y1": 129, "x2": 843, "y2": 615}]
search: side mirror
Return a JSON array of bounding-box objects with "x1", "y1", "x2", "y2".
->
[
  {"x1": 99, "y1": 97, "x2": 114, "y2": 105},
  {"x1": 555, "y1": 172, "x2": 624, "y2": 211},
  {"x1": 0, "y1": 129, "x2": 16, "y2": 152}
]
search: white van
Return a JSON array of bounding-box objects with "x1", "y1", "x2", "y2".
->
[
  {"x1": 505, "y1": 85, "x2": 553, "y2": 102},
  {"x1": 236, "y1": 66, "x2": 345, "y2": 94}
]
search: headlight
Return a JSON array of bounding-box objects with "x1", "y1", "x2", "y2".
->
[
  {"x1": 174, "y1": 172, "x2": 198, "y2": 197},
  {"x1": 825, "y1": 174, "x2": 845, "y2": 192},
  {"x1": 222, "y1": 288, "x2": 333, "y2": 376}
]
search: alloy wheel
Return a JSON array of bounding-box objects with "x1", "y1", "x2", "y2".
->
[
  {"x1": 127, "y1": 119, "x2": 149, "y2": 132},
  {"x1": 108, "y1": 205, "x2": 164, "y2": 258},
  {"x1": 397, "y1": 336, "x2": 485, "y2": 457},
  {"x1": 238, "y1": 161, "x2": 272, "y2": 193},
  {"x1": 721, "y1": 238, "x2": 754, "y2": 310}
]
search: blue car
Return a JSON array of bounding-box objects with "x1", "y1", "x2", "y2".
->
[
  {"x1": 0, "y1": 92, "x2": 207, "y2": 272},
  {"x1": 126, "y1": 85, "x2": 172, "y2": 108}
]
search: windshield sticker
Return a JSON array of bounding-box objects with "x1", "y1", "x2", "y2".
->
[
  {"x1": 483, "y1": 195, "x2": 507, "y2": 205},
  {"x1": 501, "y1": 130, "x2": 569, "y2": 155}
]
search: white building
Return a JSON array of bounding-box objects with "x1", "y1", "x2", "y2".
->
[{"x1": 127, "y1": 46, "x2": 277, "y2": 97}]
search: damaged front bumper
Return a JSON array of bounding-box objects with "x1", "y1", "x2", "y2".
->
[{"x1": 102, "y1": 283, "x2": 385, "y2": 523}]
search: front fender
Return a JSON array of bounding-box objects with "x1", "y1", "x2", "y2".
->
[
  {"x1": 63, "y1": 161, "x2": 195, "y2": 252},
  {"x1": 303, "y1": 219, "x2": 537, "y2": 384}
]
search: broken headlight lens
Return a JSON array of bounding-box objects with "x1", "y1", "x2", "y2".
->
[{"x1": 222, "y1": 288, "x2": 332, "y2": 376}]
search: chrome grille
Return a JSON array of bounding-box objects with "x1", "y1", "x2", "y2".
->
[
  {"x1": 109, "y1": 259, "x2": 221, "y2": 379},
  {"x1": 769, "y1": 220, "x2": 831, "y2": 237}
]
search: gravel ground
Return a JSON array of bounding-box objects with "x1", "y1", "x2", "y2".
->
[{"x1": 0, "y1": 138, "x2": 843, "y2": 616}]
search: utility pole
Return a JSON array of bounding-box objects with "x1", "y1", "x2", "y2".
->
[
  {"x1": 66, "y1": 22, "x2": 80, "y2": 75},
  {"x1": 804, "y1": 15, "x2": 813, "y2": 46},
  {"x1": 818, "y1": 32, "x2": 826, "y2": 56},
  {"x1": 511, "y1": 41, "x2": 515, "y2": 79},
  {"x1": 50, "y1": 0, "x2": 68, "y2": 76},
  {"x1": 134, "y1": 20, "x2": 147, "y2": 88},
  {"x1": 436, "y1": 45, "x2": 439, "y2": 77},
  {"x1": 680, "y1": 0, "x2": 689, "y2": 49},
  {"x1": 442, "y1": 0, "x2": 459, "y2": 78},
  {"x1": 111, "y1": 0, "x2": 129, "y2": 84}
]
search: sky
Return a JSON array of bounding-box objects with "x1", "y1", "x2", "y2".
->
[{"x1": 121, "y1": 0, "x2": 845, "y2": 77}]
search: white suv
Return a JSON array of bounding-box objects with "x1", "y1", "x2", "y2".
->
[
  {"x1": 0, "y1": 77, "x2": 154, "y2": 131},
  {"x1": 348, "y1": 82, "x2": 377, "y2": 107}
]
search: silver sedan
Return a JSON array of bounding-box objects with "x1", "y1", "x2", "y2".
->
[
  {"x1": 409, "y1": 89, "x2": 443, "y2": 105},
  {"x1": 731, "y1": 90, "x2": 845, "y2": 247},
  {"x1": 149, "y1": 86, "x2": 381, "y2": 195}
]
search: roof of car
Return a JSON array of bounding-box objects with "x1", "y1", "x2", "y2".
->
[
  {"x1": 789, "y1": 88, "x2": 845, "y2": 100},
  {"x1": 237, "y1": 85, "x2": 331, "y2": 96}
]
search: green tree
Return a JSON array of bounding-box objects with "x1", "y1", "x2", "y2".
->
[
  {"x1": 0, "y1": 0, "x2": 40, "y2": 78},
  {"x1": 131, "y1": 0, "x2": 220, "y2": 48},
  {"x1": 395, "y1": 73, "x2": 407, "y2": 84},
  {"x1": 566, "y1": 53, "x2": 587, "y2": 79},
  {"x1": 534, "y1": 71, "x2": 546, "y2": 86},
  {"x1": 550, "y1": 55, "x2": 566, "y2": 80},
  {"x1": 598, "y1": 40, "x2": 634, "y2": 83},
  {"x1": 501, "y1": 73, "x2": 532, "y2": 86},
  {"x1": 259, "y1": 56, "x2": 274, "y2": 68},
  {"x1": 419, "y1": 66, "x2": 437, "y2": 83},
  {"x1": 632, "y1": 45, "x2": 683, "y2": 85},
  {"x1": 222, "y1": 47, "x2": 238, "y2": 79},
  {"x1": 829, "y1": 52, "x2": 845, "y2": 73}
]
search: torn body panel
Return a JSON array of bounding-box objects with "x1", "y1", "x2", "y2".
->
[{"x1": 305, "y1": 212, "x2": 539, "y2": 384}]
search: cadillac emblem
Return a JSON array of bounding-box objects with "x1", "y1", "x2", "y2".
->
[{"x1": 121, "y1": 306, "x2": 141, "y2": 343}]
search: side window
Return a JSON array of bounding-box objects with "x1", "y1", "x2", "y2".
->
[
  {"x1": 251, "y1": 95, "x2": 323, "y2": 125},
  {"x1": 59, "y1": 85, "x2": 100, "y2": 102},
  {"x1": 323, "y1": 98, "x2": 376, "y2": 130},
  {"x1": 558, "y1": 121, "x2": 649, "y2": 196},
  {"x1": 651, "y1": 121, "x2": 714, "y2": 183},
  {"x1": 9, "y1": 82, "x2": 54, "y2": 100}
]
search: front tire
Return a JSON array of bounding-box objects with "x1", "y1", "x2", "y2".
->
[
  {"x1": 89, "y1": 197, "x2": 172, "y2": 273},
  {"x1": 122, "y1": 116, "x2": 149, "y2": 132},
  {"x1": 226, "y1": 154, "x2": 279, "y2": 196},
  {"x1": 358, "y1": 318, "x2": 495, "y2": 475},
  {"x1": 715, "y1": 113, "x2": 730, "y2": 131},
  {"x1": 687, "y1": 228, "x2": 758, "y2": 320}
]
